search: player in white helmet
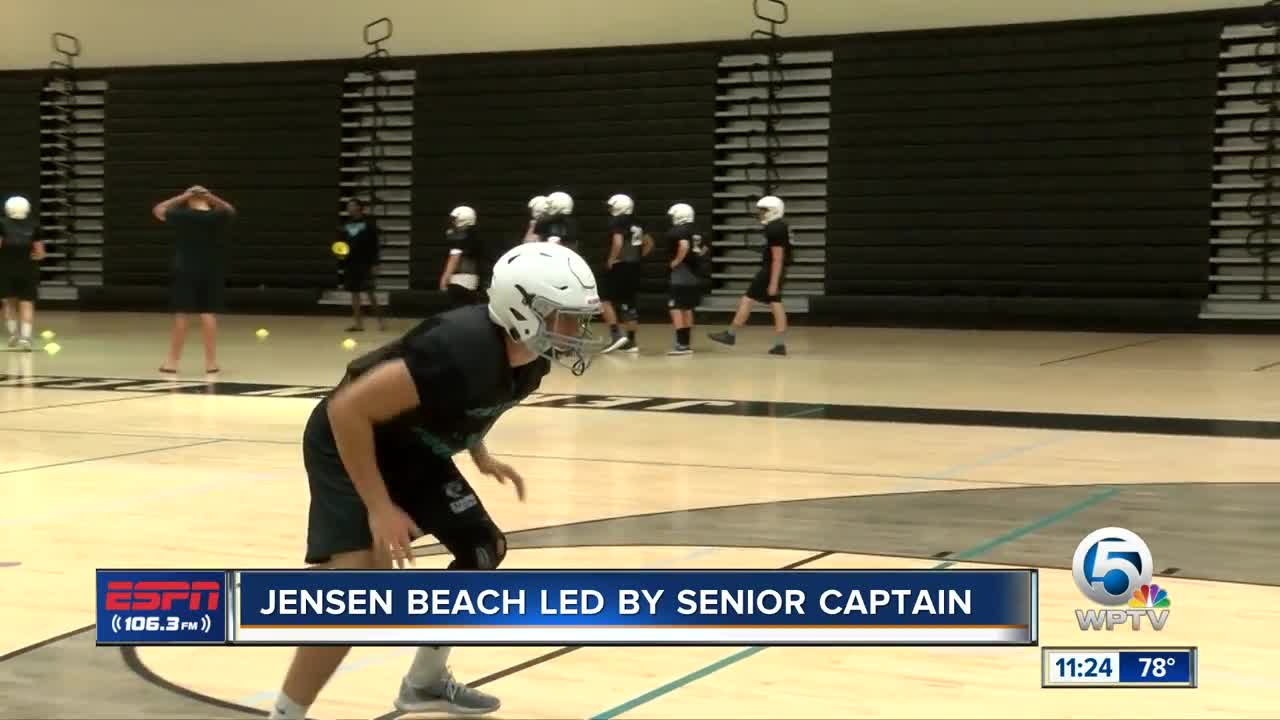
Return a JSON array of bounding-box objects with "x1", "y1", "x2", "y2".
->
[
  {"x1": 0, "y1": 195, "x2": 44, "y2": 351},
  {"x1": 599, "y1": 193, "x2": 653, "y2": 354},
  {"x1": 523, "y1": 195, "x2": 549, "y2": 243},
  {"x1": 530, "y1": 191, "x2": 577, "y2": 250},
  {"x1": 439, "y1": 205, "x2": 490, "y2": 309},
  {"x1": 268, "y1": 242, "x2": 604, "y2": 720},
  {"x1": 709, "y1": 195, "x2": 791, "y2": 356},
  {"x1": 665, "y1": 202, "x2": 709, "y2": 355}
]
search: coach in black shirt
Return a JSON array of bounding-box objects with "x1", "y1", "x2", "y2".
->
[
  {"x1": 153, "y1": 185, "x2": 235, "y2": 374},
  {"x1": 341, "y1": 199, "x2": 384, "y2": 332}
]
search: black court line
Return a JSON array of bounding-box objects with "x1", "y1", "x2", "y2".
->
[
  {"x1": 5, "y1": 371, "x2": 1280, "y2": 440},
  {"x1": 1038, "y1": 336, "x2": 1171, "y2": 367},
  {"x1": 1254, "y1": 359, "x2": 1280, "y2": 372},
  {"x1": 369, "y1": 550, "x2": 834, "y2": 720},
  {"x1": 0, "y1": 426, "x2": 300, "y2": 446},
  {"x1": 0, "y1": 623, "x2": 96, "y2": 664},
  {"x1": 0, "y1": 427, "x2": 1033, "y2": 488},
  {"x1": 0, "y1": 439, "x2": 225, "y2": 477},
  {"x1": 0, "y1": 393, "x2": 162, "y2": 415},
  {"x1": 120, "y1": 646, "x2": 278, "y2": 718}
]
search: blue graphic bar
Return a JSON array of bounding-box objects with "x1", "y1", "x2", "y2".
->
[{"x1": 232, "y1": 569, "x2": 1037, "y2": 646}]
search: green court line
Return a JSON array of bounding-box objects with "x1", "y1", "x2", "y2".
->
[{"x1": 589, "y1": 486, "x2": 1120, "y2": 720}]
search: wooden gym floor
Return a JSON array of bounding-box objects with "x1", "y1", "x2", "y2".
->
[{"x1": 2, "y1": 310, "x2": 1279, "y2": 719}]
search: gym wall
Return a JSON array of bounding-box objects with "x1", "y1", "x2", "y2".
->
[
  {"x1": 0, "y1": 0, "x2": 1263, "y2": 69},
  {"x1": 2, "y1": 4, "x2": 1275, "y2": 328},
  {"x1": 0, "y1": 75, "x2": 42, "y2": 211}
]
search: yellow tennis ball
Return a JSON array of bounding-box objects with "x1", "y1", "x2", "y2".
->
[
  {"x1": 342, "y1": 338, "x2": 357, "y2": 350},
  {"x1": 256, "y1": 328, "x2": 270, "y2": 339},
  {"x1": 44, "y1": 342, "x2": 61, "y2": 355},
  {"x1": 41, "y1": 330, "x2": 55, "y2": 340}
]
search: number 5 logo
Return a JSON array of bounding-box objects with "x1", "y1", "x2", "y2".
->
[{"x1": 1071, "y1": 527, "x2": 1153, "y2": 606}]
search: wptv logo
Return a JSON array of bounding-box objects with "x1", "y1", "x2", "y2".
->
[{"x1": 1072, "y1": 527, "x2": 1172, "y2": 632}]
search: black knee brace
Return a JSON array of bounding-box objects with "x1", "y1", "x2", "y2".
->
[{"x1": 445, "y1": 524, "x2": 506, "y2": 569}]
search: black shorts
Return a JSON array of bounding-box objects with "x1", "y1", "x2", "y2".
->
[
  {"x1": 446, "y1": 284, "x2": 486, "y2": 310},
  {"x1": 171, "y1": 271, "x2": 225, "y2": 314},
  {"x1": 668, "y1": 284, "x2": 702, "y2": 311},
  {"x1": 302, "y1": 401, "x2": 497, "y2": 565},
  {"x1": 746, "y1": 267, "x2": 785, "y2": 304},
  {"x1": 0, "y1": 262, "x2": 38, "y2": 301},
  {"x1": 601, "y1": 263, "x2": 640, "y2": 309},
  {"x1": 344, "y1": 263, "x2": 375, "y2": 293}
]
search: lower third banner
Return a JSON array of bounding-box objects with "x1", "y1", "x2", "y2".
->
[{"x1": 231, "y1": 569, "x2": 1037, "y2": 646}]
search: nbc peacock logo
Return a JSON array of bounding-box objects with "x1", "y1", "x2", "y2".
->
[{"x1": 1128, "y1": 584, "x2": 1171, "y2": 609}]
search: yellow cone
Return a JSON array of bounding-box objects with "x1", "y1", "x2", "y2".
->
[
  {"x1": 41, "y1": 330, "x2": 55, "y2": 340},
  {"x1": 44, "y1": 342, "x2": 61, "y2": 355},
  {"x1": 332, "y1": 241, "x2": 350, "y2": 258},
  {"x1": 342, "y1": 338, "x2": 357, "y2": 351},
  {"x1": 256, "y1": 328, "x2": 270, "y2": 340}
]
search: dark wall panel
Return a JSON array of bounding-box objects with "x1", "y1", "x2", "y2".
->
[
  {"x1": 103, "y1": 66, "x2": 341, "y2": 289},
  {"x1": 826, "y1": 19, "x2": 1222, "y2": 301},
  {"x1": 0, "y1": 76, "x2": 42, "y2": 209},
  {"x1": 412, "y1": 50, "x2": 717, "y2": 291}
]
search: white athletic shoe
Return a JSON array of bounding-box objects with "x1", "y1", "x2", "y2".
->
[
  {"x1": 16, "y1": 338, "x2": 32, "y2": 352},
  {"x1": 6, "y1": 335, "x2": 16, "y2": 349},
  {"x1": 667, "y1": 345, "x2": 693, "y2": 356},
  {"x1": 394, "y1": 670, "x2": 500, "y2": 716},
  {"x1": 602, "y1": 335, "x2": 630, "y2": 354}
]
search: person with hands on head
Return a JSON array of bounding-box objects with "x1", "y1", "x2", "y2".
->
[
  {"x1": 266, "y1": 241, "x2": 606, "y2": 720},
  {"x1": 153, "y1": 185, "x2": 235, "y2": 374}
]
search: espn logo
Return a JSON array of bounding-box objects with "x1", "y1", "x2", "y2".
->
[{"x1": 105, "y1": 580, "x2": 221, "y2": 611}]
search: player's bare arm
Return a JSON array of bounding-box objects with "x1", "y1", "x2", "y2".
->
[
  {"x1": 201, "y1": 189, "x2": 237, "y2": 215},
  {"x1": 152, "y1": 189, "x2": 195, "y2": 222},
  {"x1": 469, "y1": 442, "x2": 526, "y2": 501},
  {"x1": 672, "y1": 239, "x2": 689, "y2": 269},
  {"x1": 608, "y1": 234, "x2": 623, "y2": 268},
  {"x1": 326, "y1": 359, "x2": 424, "y2": 565}
]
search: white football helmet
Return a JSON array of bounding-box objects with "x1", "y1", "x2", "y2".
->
[
  {"x1": 4, "y1": 195, "x2": 31, "y2": 221},
  {"x1": 450, "y1": 205, "x2": 477, "y2": 229},
  {"x1": 667, "y1": 203, "x2": 694, "y2": 225},
  {"x1": 607, "y1": 194, "x2": 634, "y2": 217},
  {"x1": 547, "y1": 191, "x2": 574, "y2": 216},
  {"x1": 488, "y1": 242, "x2": 605, "y2": 376},
  {"x1": 757, "y1": 195, "x2": 785, "y2": 224},
  {"x1": 528, "y1": 195, "x2": 550, "y2": 221}
]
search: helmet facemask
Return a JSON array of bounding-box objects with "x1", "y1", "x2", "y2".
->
[{"x1": 517, "y1": 292, "x2": 607, "y2": 376}]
